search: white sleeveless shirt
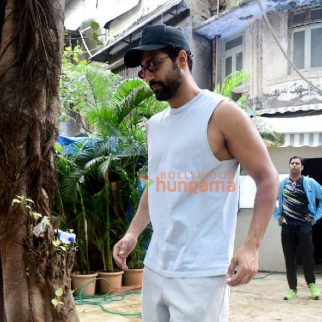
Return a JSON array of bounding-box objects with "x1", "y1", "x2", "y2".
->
[{"x1": 145, "y1": 90, "x2": 240, "y2": 278}]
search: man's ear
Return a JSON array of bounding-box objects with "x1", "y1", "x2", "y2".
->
[{"x1": 178, "y1": 50, "x2": 188, "y2": 67}]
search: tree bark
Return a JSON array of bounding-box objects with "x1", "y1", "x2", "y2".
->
[{"x1": 0, "y1": 0, "x2": 79, "y2": 321}]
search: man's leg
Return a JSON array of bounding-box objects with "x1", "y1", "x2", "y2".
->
[
  {"x1": 297, "y1": 223, "x2": 315, "y2": 284},
  {"x1": 141, "y1": 267, "x2": 170, "y2": 322},
  {"x1": 297, "y1": 223, "x2": 320, "y2": 299},
  {"x1": 281, "y1": 224, "x2": 298, "y2": 290},
  {"x1": 164, "y1": 275, "x2": 229, "y2": 322}
]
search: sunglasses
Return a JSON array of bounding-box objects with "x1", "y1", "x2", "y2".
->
[{"x1": 138, "y1": 56, "x2": 169, "y2": 79}]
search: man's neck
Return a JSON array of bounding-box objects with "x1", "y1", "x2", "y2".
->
[
  {"x1": 168, "y1": 76, "x2": 201, "y2": 108},
  {"x1": 290, "y1": 174, "x2": 302, "y2": 182}
]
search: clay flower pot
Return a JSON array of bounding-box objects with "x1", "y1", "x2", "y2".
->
[
  {"x1": 71, "y1": 272, "x2": 98, "y2": 296},
  {"x1": 123, "y1": 268, "x2": 144, "y2": 287},
  {"x1": 98, "y1": 270, "x2": 124, "y2": 294}
]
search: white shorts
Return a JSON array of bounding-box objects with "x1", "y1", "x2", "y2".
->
[{"x1": 141, "y1": 267, "x2": 229, "y2": 322}]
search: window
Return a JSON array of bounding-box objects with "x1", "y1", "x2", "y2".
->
[
  {"x1": 291, "y1": 8, "x2": 322, "y2": 70},
  {"x1": 223, "y1": 35, "x2": 244, "y2": 78}
]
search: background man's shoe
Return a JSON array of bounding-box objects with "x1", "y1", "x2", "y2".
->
[
  {"x1": 309, "y1": 283, "x2": 320, "y2": 300},
  {"x1": 283, "y1": 289, "x2": 297, "y2": 300}
]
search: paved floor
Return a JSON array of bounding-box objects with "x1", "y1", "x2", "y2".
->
[{"x1": 76, "y1": 272, "x2": 322, "y2": 321}]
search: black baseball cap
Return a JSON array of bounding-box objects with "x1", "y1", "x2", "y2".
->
[{"x1": 124, "y1": 24, "x2": 190, "y2": 68}]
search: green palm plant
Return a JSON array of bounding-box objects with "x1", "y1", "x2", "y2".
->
[
  {"x1": 59, "y1": 46, "x2": 122, "y2": 132},
  {"x1": 84, "y1": 78, "x2": 167, "y2": 141},
  {"x1": 214, "y1": 70, "x2": 283, "y2": 146},
  {"x1": 58, "y1": 48, "x2": 167, "y2": 273},
  {"x1": 56, "y1": 136, "x2": 148, "y2": 272},
  {"x1": 214, "y1": 70, "x2": 250, "y2": 98},
  {"x1": 55, "y1": 141, "x2": 95, "y2": 274}
]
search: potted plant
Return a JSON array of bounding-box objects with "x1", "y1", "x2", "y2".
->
[
  {"x1": 121, "y1": 166, "x2": 152, "y2": 288},
  {"x1": 55, "y1": 141, "x2": 99, "y2": 296},
  {"x1": 92, "y1": 176, "x2": 126, "y2": 294},
  {"x1": 58, "y1": 56, "x2": 168, "y2": 294},
  {"x1": 123, "y1": 237, "x2": 146, "y2": 287}
]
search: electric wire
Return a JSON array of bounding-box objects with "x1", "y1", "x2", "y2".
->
[{"x1": 256, "y1": 0, "x2": 322, "y2": 96}]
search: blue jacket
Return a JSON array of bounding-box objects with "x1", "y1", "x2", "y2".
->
[{"x1": 273, "y1": 176, "x2": 322, "y2": 225}]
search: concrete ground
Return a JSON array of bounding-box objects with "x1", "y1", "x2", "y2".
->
[{"x1": 76, "y1": 272, "x2": 322, "y2": 321}]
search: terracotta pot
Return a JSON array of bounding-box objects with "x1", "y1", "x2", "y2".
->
[
  {"x1": 71, "y1": 272, "x2": 98, "y2": 296},
  {"x1": 98, "y1": 270, "x2": 124, "y2": 294},
  {"x1": 123, "y1": 268, "x2": 144, "y2": 287}
]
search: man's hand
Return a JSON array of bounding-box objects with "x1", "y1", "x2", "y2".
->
[
  {"x1": 226, "y1": 244, "x2": 259, "y2": 286},
  {"x1": 305, "y1": 215, "x2": 314, "y2": 223},
  {"x1": 113, "y1": 233, "x2": 137, "y2": 270}
]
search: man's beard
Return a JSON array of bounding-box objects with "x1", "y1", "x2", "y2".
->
[{"x1": 149, "y1": 63, "x2": 183, "y2": 101}]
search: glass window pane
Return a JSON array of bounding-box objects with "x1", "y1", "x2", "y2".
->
[
  {"x1": 225, "y1": 56, "x2": 232, "y2": 77},
  {"x1": 293, "y1": 12, "x2": 306, "y2": 25},
  {"x1": 311, "y1": 28, "x2": 322, "y2": 67},
  {"x1": 236, "y1": 52, "x2": 243, "y2": 71},
  {"x1": 225, "y1": 36, "x2": 243, "y2": 51},
  {"x1": 293, "y1": 31, "x2": 305, "y2": 69},
  {"x1": 311, "y1": 9, "x2": 322, "y2": 20}
]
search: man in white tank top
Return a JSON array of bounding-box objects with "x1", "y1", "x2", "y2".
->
[{"x1": 113, "y1": 24, "x2": 279, "y2": 321}]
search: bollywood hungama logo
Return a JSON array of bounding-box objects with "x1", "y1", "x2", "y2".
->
[{"x1": 148, "y1": 171, "x2": 236, "y2": 194}]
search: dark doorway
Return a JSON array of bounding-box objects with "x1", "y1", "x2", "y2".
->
[{"x1": 302, "y1": 157, "x2": 322, "y2": 264}]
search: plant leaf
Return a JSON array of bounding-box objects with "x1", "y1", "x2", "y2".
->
[
  {"x1": 51, "y1": 299, "x2": 59, "y2": 307},
  {"x1": 55, "y1": 287, "x2": 63, "y2": 297}
]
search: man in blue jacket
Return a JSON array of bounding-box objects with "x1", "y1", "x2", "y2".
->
[{"x1": 274, "y1": 156, "x2": 322, "y2": 300}]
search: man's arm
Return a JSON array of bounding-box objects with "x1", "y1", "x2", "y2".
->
[
  {"x1": 113, "y1": 188, "x2": 150, "y2": 270},
  {"x1": 273, "y1": 180, "x2": 283, "y2": 224},
  {"x1": 211, "y1": 101, "x2": 279, "y2": 286},
  {"x1": 312, "y1": 178, "x2": 322, "y2": 221}
]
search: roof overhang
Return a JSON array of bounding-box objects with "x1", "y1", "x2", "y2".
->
[
  {"x1": 261, "y1": 114, "x2": 322, "y2": 147},
  {"x1": 90, "y1": 0, "x2": 189, "y2": 66},
  {"x1": 194, "y1": 0, "x2": 321, "y2": 39},
  {"x1": 64, "y1": 0, "x2": 139, "y2": 31},
  {"x1": 259, "y1": 103, "x2": 322, "y2": 117}
]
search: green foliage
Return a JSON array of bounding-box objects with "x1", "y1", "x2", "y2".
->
[
  {"x1": 59, "y1": 46, "x2": 121, "y2": 126},
  {"x1": 55, "y1": 138, "x2": 146, "y2": 272},
  {"x1": 57, "y1": 53, "x2": 166, "y2": 272},
  {"x1": 51, "y1": 287, "x2": 64, "y2": 309},
  {"x1": 90, "y1": 21, "x2": 100, "y2": 30},
  {"x1": 214, "y1": 70, "x2": 283, "y2": 146},
  {"x1": 127, "y1": 241, "x2": 145, "y2": 269},
  {"x1": 85, "y1": 78, "x2": 167, "y2": 141},
  {"x1": 252, "y1": 116, "x2": 284, "y2": 147},
  {"x1": 228, "y1": 0, "x2": 242, "y2": 8},
  {"x1": 214, "y1": 70, "x2": 250, "y2": 98}
]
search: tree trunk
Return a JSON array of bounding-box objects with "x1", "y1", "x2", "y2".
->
[{"x1": 0, "y1": 1, "x2": 79, "y2": 321}]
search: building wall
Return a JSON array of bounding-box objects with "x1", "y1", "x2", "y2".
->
[
  {"x1": 260, "y1": 11, "x2": 322, "y2": 110},
  {"x1": 211, "y1": 6, "x2": 322, "y2": 110},
  {"x1": 185, "y1": 0, "x2": 213, "y2": 90},
  {"x1": 234, "y1": 146, "x2": 322, "y2": 272},
  {"x1": 69, "y1": 0, "x2": 212, "y2": 56},
  {"x1": 65, "y1": 0, "x2": 213, "y2": 82},
  {"x1": 186, "y1": 0, "x2": 212, "y2": 25},
  {"x1": 107, "y1": 0, "x2": 173, "y2": 40},
  {"x1": 108, "y1": 0, "x2": 212, "y2": 88},
  {"x1": 250, "y1": 10, "x2": 322, "y2": 110},
  {"x1": 106, "y1": 0, "x2": 211, "y2": 37},
  {"x1": 191, "y1": 31, "x2": 213, "y2": 89}
]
